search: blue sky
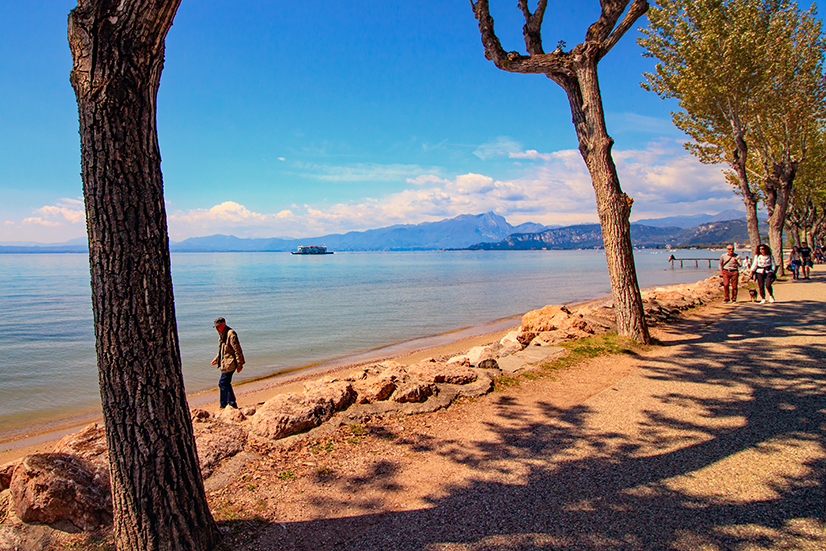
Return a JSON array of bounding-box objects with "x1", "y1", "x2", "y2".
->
[{"x1": 4, "y1": 1, "x2": 817, "y2": 243}]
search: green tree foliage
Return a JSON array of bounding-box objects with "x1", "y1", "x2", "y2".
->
[
  {"x1": 639, "y1": 0, "x2": 826, "y2": 264},
  {"x1": 787, "y1": 127, "x2": 826, "y2": 246}
]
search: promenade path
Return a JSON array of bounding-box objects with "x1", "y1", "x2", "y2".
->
[{"x1": 241, "y1": 270, "x2": 825, "y2": 551}]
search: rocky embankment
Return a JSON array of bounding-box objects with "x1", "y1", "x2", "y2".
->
[{"x1": 0, "y1": 275, "x2": 726, "y2": 534}]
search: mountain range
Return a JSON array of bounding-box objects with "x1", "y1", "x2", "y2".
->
[
  {"x1": 0, "y1": 210, "x2": 767, "y2": 253},
  {"x1": 467, "y1": 218, "x2": 769, "y2": 251}
]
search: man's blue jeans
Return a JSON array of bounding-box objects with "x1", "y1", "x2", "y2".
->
[{"x1": 218, "y1": 370, "x2": 237, "y2": 408}]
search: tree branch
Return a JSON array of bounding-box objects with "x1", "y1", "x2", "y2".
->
[
  {"x1": 471, "y1": 0, "x2": 574, "y2": 78},
  {"x1": 470, "y1": 0, "x2": 510, "y2": 66},
  {"x1": 519, "y1": 0, "x2": 547, "y2": 55},
  {"x1": 587, "y1": 1, "x2": 631, "y2": 43},
  {"x1": 598, "y1": 0, "x2": 649, "y2": 60}
]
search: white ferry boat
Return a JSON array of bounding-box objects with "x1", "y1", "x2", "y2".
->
[{"x1": 291, "y1": 245, "x2": 334, "y2": 255}]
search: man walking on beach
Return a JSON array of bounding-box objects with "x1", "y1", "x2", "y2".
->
[
  {"x1": 720, "y1": 244, "x2": 742, "y2": 302},
  {"x1": 211, "y1": 317, "x2": 245, "y2": 409}
]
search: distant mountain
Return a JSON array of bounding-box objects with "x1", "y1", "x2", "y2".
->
[
  {"x1": 0, "y1": 237, "x2": 88, "y2": 253},
  {"x1": 635, "y1": 209, "x2": 768, "y2": 229},
  {"x1": 2, "y1": 209, "x2": 772, "y2": 254},
  {"x1": 468, "y1": 218, "x2": 770, "y2": 250},
  {"x1": 171, "y1": 212, "x2": 551, "y2": 252}
]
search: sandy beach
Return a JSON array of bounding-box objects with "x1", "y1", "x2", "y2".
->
[{"x1": 0, "y1": 316, "x2": 521, "y2": 466}]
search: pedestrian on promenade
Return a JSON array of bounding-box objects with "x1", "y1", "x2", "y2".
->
[
  {"x1": 798, "y1": 243, "x2": 813, "y2": 278},
  {"x1": 211, "y1": 317, "x2": 245, "y2": 409},
  {"x1": 788, "y1": 246, "x2": 802, "y2": 280},
  {"x1": 719, "y1": 244, "x2": 742, "y2": 302},
  {"x1": 750, "y1": 244, "x2": 777, "y2": 304}
]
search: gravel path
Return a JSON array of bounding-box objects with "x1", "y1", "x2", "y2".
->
[{"x1": 236, "y1": 269, "x2": 825, "y2": 551}]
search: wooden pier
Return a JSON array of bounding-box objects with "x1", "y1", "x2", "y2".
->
[{"x1": 668, "y1": 255, "x2": 751, "y2": 268}]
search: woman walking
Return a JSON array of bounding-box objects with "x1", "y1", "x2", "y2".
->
[
  {"x1": 788, "y1": 246, "x2": 802, "y2": 280},
  {"x1": 750, "y1": 244, "x2": 777, "y2": 304}
]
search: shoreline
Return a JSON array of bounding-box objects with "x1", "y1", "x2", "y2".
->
[
  {"x1": 0, "y1": 279, "x2": 691, "y2": 465},
  {"x1": 0, "y1": 315, "x2": 523, "y2": 464}
]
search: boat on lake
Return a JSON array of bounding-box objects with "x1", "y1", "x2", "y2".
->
[{"x1": 291, "y1": 245, "x2": 334, "y2": 255}]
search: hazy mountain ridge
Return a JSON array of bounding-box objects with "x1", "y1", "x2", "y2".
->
[
  {"x1": 468, "y1": 218, "x2": 770, "y2": 251},
  {"x1": 1, "y1": 211, "x2": 767, "y2": 253},
  {"x1": 169, "y1": 212, "x2": 550, "y2": 252},
  {"x1": 634, "y1": 209, "x2": 768, "y2": 229}
]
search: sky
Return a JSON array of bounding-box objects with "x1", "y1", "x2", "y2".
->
[{"x1": 3, "y1": 1, "x2": 821, "y2": 244}]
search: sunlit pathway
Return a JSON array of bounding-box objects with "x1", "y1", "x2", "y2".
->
[{"x1": 242, "y1": 268, "x2": 826, "y2": 551}]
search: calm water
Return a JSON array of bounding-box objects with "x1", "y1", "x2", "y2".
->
[{"x1": 0, "y1": 250, "x2": 721, "y2": 438}]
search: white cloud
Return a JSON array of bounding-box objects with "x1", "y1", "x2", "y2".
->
[
  {"x1": 0, "y1": 198, "x2": 86, "y2": 242},
  {"x1": 26, "y1": 198, "x2": 86, "y2": 225},
  {"x1": 165, "y1": 140, "x2": 735, "y2": 239},
  {"x1": 8, "y1": 142, "x2": 742, "y2": 242}
]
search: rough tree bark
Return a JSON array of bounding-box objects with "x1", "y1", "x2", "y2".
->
[
  {"x1": 730, "y1": 124, "x2": 762, "y2": 255},
  {"x1": 762, "y1": 159, "x2": 798, "y2": 273},
  {"x1": 471, "y1": 0, "x2": 651, "y2": 344},
  {"x1": 68, "y1": 1, "x2": 220, "y2": 550}
]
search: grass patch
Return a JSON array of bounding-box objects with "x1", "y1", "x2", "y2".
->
[
  {"x1": 310, "y1": 441, "x2": 335, "y2": 454},
  {"x1": 495, "y1": 333, "x2": 642, "y2": 390},
  {"x1": 277, "y1": 470, "x2": 296, "y2": 481},
  {"x1": 316, "y1": 467, "x2": 335, "y2": 477},
  {"x1": 69, "y1": 536, "x2": 115, "y2": 551},
  {"x1": 347, "y1": 424, "x2": 366, "y2": 443},
  {"x1": 544, "y1": 333, "x2": 640, "y2": 371}
]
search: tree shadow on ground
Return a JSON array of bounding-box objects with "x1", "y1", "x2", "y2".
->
[{"x1": 239, "y1": 297, "x2": 826, "y2": 551}]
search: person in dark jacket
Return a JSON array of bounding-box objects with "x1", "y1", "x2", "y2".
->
[{"x1": 211, "y1": 317, "x2": 245, "y2": 409}]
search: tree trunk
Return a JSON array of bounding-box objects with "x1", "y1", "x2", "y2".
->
[
  {"x1": 565, "y1": 58, "x2": 650, "y2": 344},
  {"x1": 68, "y1": 1, "x2": 220, "y2": 550},
  {"x1": 763, "y1": 162, "x2": 797, "y2": 275},
  {"x1": 730, "y1": 132, "x2": 762, "y2": 254},
  {"x1": 743, "y1": 197, "x2": 762, "y2": 255},
  {"x1": 470, "y1": 0, "x2": 651, "y2": 344}
]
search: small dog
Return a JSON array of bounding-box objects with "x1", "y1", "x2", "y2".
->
[{"x1": 748, "y1": 289, "x2": 758, "y2": 302}]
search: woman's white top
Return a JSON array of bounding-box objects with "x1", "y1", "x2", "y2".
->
[{"x1": 750, "y1": 254, "x2": 776, "y2": 273}]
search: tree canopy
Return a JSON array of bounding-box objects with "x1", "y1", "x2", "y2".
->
[{"x1": 640, "y1": 0, "x2": 826, "y2": 259}]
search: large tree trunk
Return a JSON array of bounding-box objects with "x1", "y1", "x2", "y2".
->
[
  {"x1": 763, "y1": 161, "x2": 797, "y2": 275},
  {"x1": 730, "y1": 131, "x2": 762, "y2": 254},
  {"x1": 68, "y1": 1, "x2": 220, "y2": 550},
  {"x1": 565, "y1": 61, "x2": 649, "y2": 344}
]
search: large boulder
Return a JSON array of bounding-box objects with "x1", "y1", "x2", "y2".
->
[
  {"x1": 193, "y1": 422, "x2": 248, "y2": 478},
  {"x1": 53, "y1": 423, "x2": 108, "y2": 466},
  {"x1": 250, "y1": 381, "x2": 356, "y2": 440},
  {"x1": 465, "y1": 346, "x2": 500, "y2": 369},
  {"x1": 407, "y1": 360, "x2": 478, "y2": 385},
  {"x1": 10, "y1": 453, "x2": 112, "y2": 531},
  {"x1": 499, "y1": 330, "x2": 523, "y2": 355},
  {"x1": 354, "y1": 378, "x2": 397, "y2": 404},
  {"x1": 214, "y1": 406, "x2": 247, "y2": 424},
  {"x1": 521, "y1": 305, "x2": 572, "y2": 333},
  {"x1": 393, "y1": 382, "x2": 437, "y2": 403}
]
